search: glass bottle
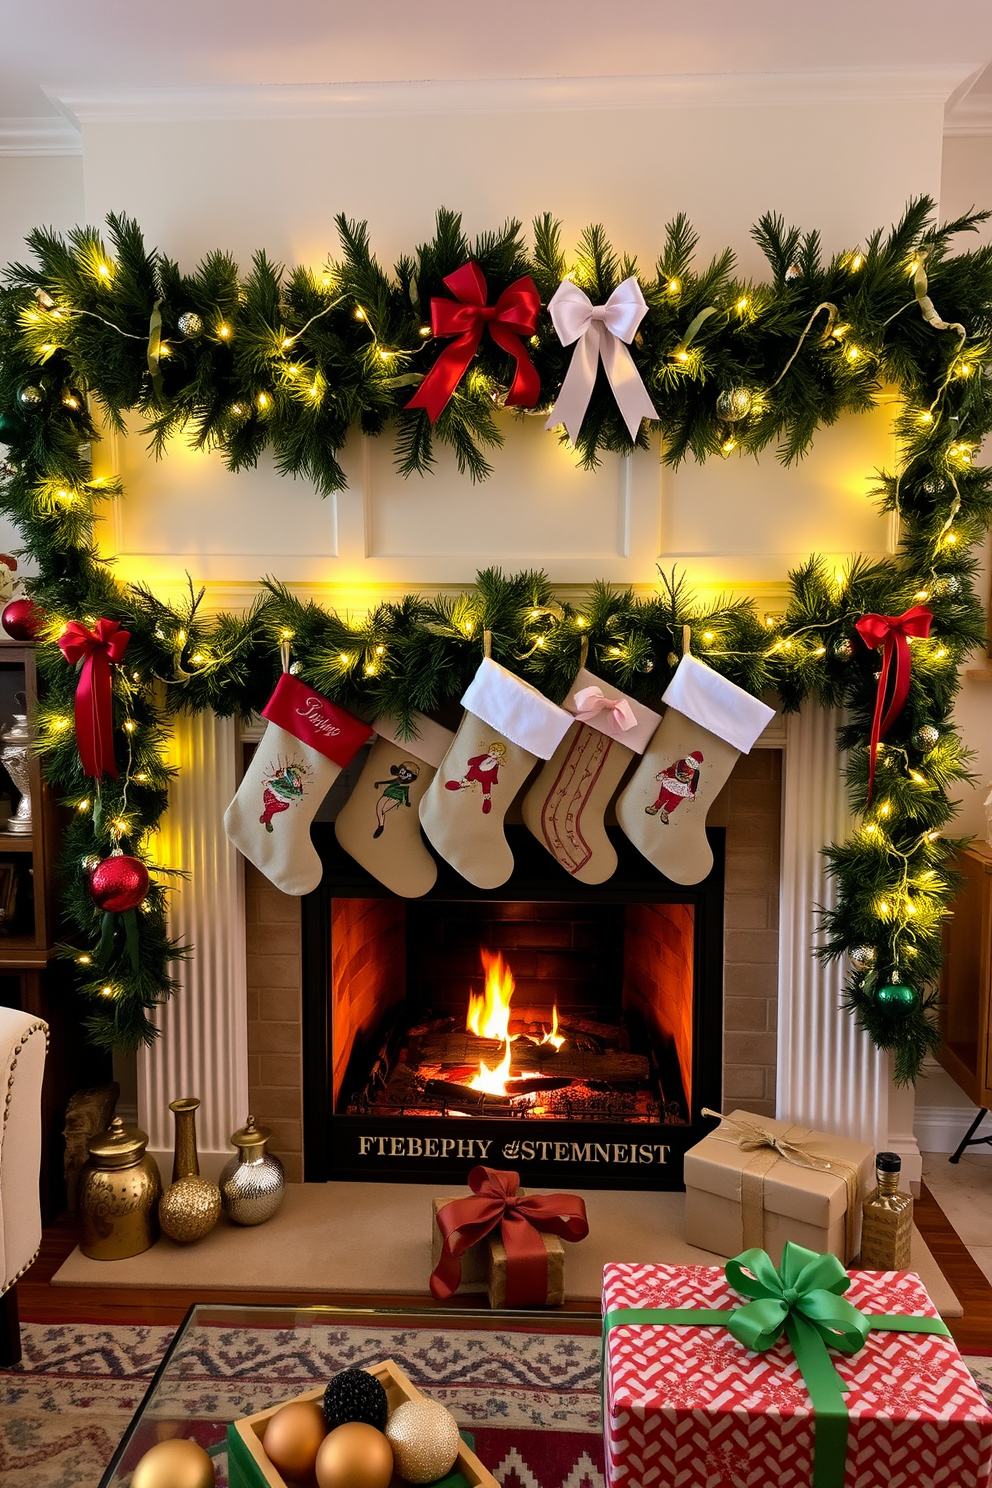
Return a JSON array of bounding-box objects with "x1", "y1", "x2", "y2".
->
[{"x1": 859, "y1": 1151, "x2": 913, "y2": 1269}]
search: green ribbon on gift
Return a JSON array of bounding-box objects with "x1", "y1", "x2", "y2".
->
[{"x1": 603, "y1": 1241, "x2": 951, "y2": 1488}]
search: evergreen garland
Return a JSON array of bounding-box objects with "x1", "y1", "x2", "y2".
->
[{"x1": 0, "y1": 196, "x2": 989, "y2": 1079}]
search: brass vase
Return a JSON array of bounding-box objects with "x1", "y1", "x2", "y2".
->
[
  {"x1": 158, "y1": 1097, "x2": 221, "y2": 1244},
  {"x1": 78, "y1": 1116, "x2": 162, "y2": 1259}
]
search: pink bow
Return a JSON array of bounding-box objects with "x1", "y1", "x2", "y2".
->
[{"x1": 573, "y1": 685, "x2": 637, "y2": 732}]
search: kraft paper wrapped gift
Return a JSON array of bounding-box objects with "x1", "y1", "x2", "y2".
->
[
  {"x1": 431, "y1": 1196, "x2": 566, "y2": 1307},
  {"x1": 683, "y1": 1108, "x2": 874, "y2": 1264}
]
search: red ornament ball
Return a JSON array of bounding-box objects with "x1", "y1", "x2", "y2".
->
[
  {"x1": 2, "y1": 597, "x2": 42, "y2": 640},
  {"x1": 88, "y1": 855, "x2": 150, "y2": 913}
]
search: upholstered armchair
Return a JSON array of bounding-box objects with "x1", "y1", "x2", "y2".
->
[{"x1": 0, "y1": 1007, "x2": 48, "y2": 1366}]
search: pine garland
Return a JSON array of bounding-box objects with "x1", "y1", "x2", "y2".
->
[{"x1": 0, "y1": 197, "x2": 989, "y2": 1078}]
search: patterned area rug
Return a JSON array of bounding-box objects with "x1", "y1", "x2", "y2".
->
[
  {"x1": 1, "y1": 1320, "x2": 990, "y2": 1487},
  {"x1": 0, "y1": 1319, "x2": 605, "y2": 1487}
]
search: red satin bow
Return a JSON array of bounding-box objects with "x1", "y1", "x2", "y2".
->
[
  {"x1": 430, "y1": 1165, "x2": 589, "y2": 1307},
  {"x1": 406, "y1": 261, "x2": 541, "y2": 423},
  {"x1": 57, "y1": 618, "x2": 130, "y2": 780},
  {"x1": 854, "y1": 605, "x2": 933, "y2": 802}
]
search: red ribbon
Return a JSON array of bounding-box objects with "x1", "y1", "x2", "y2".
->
[
  {"x1": 854, "y1": 605, "x2": 933, "y2": 802},
  {"x1": 57, "y1": 618, "x2": 130, "y2": 780},
  {"x1": 406, "y1": 261, "x2": 541, "y2": 423},
  {"x1": 430, "y1": 1165, "x2": 589, "y2": 1307}
]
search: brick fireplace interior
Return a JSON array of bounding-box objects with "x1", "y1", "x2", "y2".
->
[{"x1": 243, "y1": 748, "x2": 782, "y2": 1187}]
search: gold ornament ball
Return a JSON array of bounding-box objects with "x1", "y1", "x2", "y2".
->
[
  {"x1": 263, "y1": 1400, "x2": 328, "y2": 1483},
  {"x1": 385, "y1": 1399, "x2": 461, "y2": 1484},
  {"x1": 715, "y1": 386, "x2": 752, "y2": 423},
  {"x1": 130, "y1": 1438, "x2": 215, "y2": 1488},
  {"x1": 159, "y1": 1175, "x2": 221, "y2": 1243},
  {"x1": 315, "y1": 1422, "x2": 394, "y2": 1488}
]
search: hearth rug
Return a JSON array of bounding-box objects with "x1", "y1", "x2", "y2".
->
[{"x1": 0, "y1": 1319, "x2": 606, "y2": 1487}]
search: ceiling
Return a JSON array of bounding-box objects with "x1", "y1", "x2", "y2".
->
[{"x1": 1, "y1": 0, "x2": 991, "y2": 123}]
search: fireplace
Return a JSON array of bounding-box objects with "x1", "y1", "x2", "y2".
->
[{"x1": 301, "y1": 824, "x2": 724, "y2": 1188}]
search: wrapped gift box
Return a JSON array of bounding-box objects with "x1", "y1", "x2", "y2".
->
[
  {"x1": 684, "y1": 1109, "x2": 875, "y2": 1263},
  {"x1": 602, "y1": 1260, "x2": 992, "y2": 1488},
  {"x1": 431, "y1": 1196, "x2": 566, "y2": 1307}
]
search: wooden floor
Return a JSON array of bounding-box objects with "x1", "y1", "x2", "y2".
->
[{"x1": 16, "y1": 1183, "x2": 992, "y2": 1350}]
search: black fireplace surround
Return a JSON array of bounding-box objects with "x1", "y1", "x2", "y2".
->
[{"x1": 301, "y1": 825, "x2": 724, "y2": 1190}]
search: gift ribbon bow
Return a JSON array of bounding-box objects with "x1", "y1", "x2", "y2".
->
[
  {"x1": 406, "y1": 261, "x2": 541, "y2": 423},
  {"x1": 854, "y1": 605, "x2": 933, "y2": 802},
  {"x1": 572, "y1": 684, "x2": 637, "y2": 732},
  {"x1": 545, "y1": 277, "x2": 659, "y2": 442},
  {"x1": 57, "y1": 618, "x2": 130, "y2": 780},
  {"x1": 603, "y1": 1241, "x2": 950, "y2": 1488},
  {"x1": 430, "y1": 1164, "x2": 588, "y2": 1307}
]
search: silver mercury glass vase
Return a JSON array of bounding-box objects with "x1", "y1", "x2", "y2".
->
[
  {"x1": 219, "y1": 1115, "x2": 285, "y2": 1226},
  {"x1": 1, "y1": 699, "x2": 32, "y2": 835}
]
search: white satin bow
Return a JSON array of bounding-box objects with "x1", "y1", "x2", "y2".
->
[
  {"x1": 545, "y1": 277, "x2": 659, "y2": 442},
  {"x1": 573, "y1": 685, "x2": 637, "y2": 731}
]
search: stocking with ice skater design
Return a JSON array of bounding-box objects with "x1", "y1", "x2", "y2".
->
[
  {"x1": 615, "y1": 655, "x2": 775, "y2": 885},
  {"x1": 334, "y1": 712, "x2": 454, "y2": 898},
  {"x1": 224, "y1": 673, "x2": 371, "y2": 895},
  {"x1": 419, "y1": 656, "x2": 573, "y2": 890},
  {"x1": 521, "y1": 667, "x2": 661, "y2": 884}
]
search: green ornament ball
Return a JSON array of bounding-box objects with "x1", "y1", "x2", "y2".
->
[
  {"x1": 715, "y1": 386, "x2": 753, "y2": 422},
  {"x1": 875, "y1": 981, "x2": 917, "y2": 1010},
  {"x1": 912, "y1": 724, "x2": 939, "y2": 754},
  {"x1": 0, "y1": 410, "x2": 27, "y2": 441}
]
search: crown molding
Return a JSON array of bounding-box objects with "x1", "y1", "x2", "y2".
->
[
  {"x1": 944, "y1": 89, "x2": 992, "y2": 135},
  {"x1": 46, "y1": 66, "x2": 976, "y2": 127},
  {"x1": 0, "y1": 115, "x2": 81, "y2": 156}
]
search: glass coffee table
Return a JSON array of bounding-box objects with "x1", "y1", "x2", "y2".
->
[{"x1": 97, "y1": 1302, "x2": 604, "y2": 1488}]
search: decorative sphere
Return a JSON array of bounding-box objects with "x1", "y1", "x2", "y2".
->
[
  {"x1": 385, "y1": 1399, "x2": 461, "y2": 1484},
  {"x1": 87, "y1": 854, "x2": 150, "y2": 913},
  {"x1": 177, "y1": 311, "x2": 204, "y2": 339},
  {"x1": 0, "y1": 410, "x2": 27, "y2": 442},
  {"x1": 932, "y1": 574, "x2": 962, "y2": 598},
  {"x1": 323, "y1": 1369, "x2": 388, "y2": 1433},
  {"x1": 922, "y1": 477, "x2": 945, "y2": 496},
  {"x1": 875, "y1": 980, "x2": 917, "y2": 1010},
  {"x1": 315, "y1": 1423, "x2": 393, "y2": 1488},
  {"x1": 1, "y1": 597, "x2": 43, "y2": 640},
  {"x1": 159, "y1": 1175, "x2": 221, "y2": 1242},
  {"x1": 833, "y1": 637, "x2": 854, "y2": 661},
  {"x1": 912, "y1": 724, "x2": 940, "y2": 754},
  {"x1": 785, "y1": 263, "x2": 802, "y2": 282},
  {"x1": 263, "y1": 1400, "x2": 327, "y2": 1482},
  {"x1": 715, "y1": 386, "x2": 753, "y2": 422},
  {"x1": 849, "y1": 945, "x2": 876, "y2": 970},
  {"x1": 16, "y1": 384, "x2": 46, "y2": 410},
  {"x1": 130, "y1": 1438, "x2": 215, "y2": 1488}
]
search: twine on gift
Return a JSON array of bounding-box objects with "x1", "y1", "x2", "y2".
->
[{"x1": 701, "y1": 1108, "x2": 863, "y2": 1262}]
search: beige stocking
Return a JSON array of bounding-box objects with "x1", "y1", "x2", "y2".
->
[
  {"x1": 615, "y1": 656, "x2": 775, "y2": 886},
  {"x1": 334, "y1": 713, "x2": 454, "y2": 898},
  {"x1": 419, "y1": 657, "x2": 572, "y2": 890}
]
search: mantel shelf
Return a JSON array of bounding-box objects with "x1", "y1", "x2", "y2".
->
[{"x1": 0, "y1": 834, "x2": 35, "y2": 852}]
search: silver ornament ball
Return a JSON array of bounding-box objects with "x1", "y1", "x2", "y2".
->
[
  {"x1": 81, "y1": 855, "x2": 101, "y2": 874},
  {"x1": 17, "y1": 384, "x2": 45, "y2": 409},
  {"x1": 715, "y1": 386, "x2": 753, "y2": 423},
  {"x1": 177, "y1": 311, "x2": 204, "y2": 340},
  {"x1": 849, "y1": 945, "x2": 876, "y2": 970},
  {"x1": 912, "y1": 724, "x2": 939, "y2": 754},
  {"x1": 833, "y1": 637, "x2": 854, "y2": 660}
]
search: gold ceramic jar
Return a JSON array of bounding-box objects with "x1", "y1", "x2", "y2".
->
[{"x1": 78, "y1": 1116, "x2": 162, "y2": 1259}]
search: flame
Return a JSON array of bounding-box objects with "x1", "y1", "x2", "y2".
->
[
  {"x1": 469, "y1": 1037, "x2": 515, "y2": 1094},
  {"x1": 539, "y1": 1003, "x2": 565, "y2": 1051},
  {"x1": 466, "y1": 950, "x2": 514, "y2": 1041}
]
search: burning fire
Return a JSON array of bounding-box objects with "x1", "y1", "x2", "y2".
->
[{"x1": 465, "y1": 949, "x2": 563, "y2": 1094}]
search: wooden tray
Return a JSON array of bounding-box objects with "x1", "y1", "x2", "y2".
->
[{"x1": 226, "y1": 1356, "x2": 498, "y2": 1488}]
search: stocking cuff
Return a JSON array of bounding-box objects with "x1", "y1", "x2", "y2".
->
[
  {"x1": 461, "y1": 657, "x2": 572, "y2": 760},
  {"x1": 262, "y1": 674, "x2": 372, "y2": 765},
  {"x1": 373, "y1": 712, "x2": 455, "y2": 768},
  {"x1": 662, "y1": 655, "x2": 775, "y2": 753},
  {"x1": 564, "y1": 667, "x2": 661, "y2": 754}
]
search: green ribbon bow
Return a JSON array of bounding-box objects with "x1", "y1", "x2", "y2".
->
[{"x1": 603, "y1": 1241, "x2": 950, "y2": 1488}]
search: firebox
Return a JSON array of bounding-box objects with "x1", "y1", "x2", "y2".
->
[{"x1": 302, "y1": 824, "x2": 723, "y2": 1189}]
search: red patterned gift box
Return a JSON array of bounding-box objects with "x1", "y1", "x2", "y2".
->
[{"x1": 603, "y1": 1259, "x2": 992, "y2": 1488}]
